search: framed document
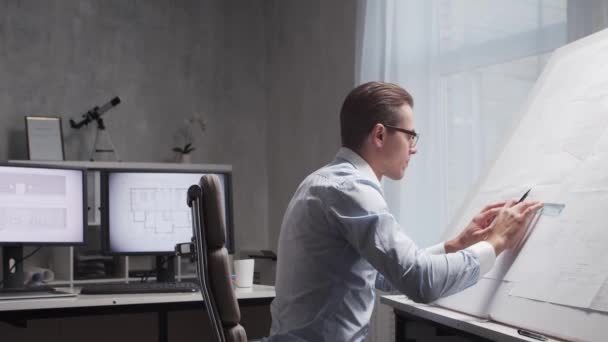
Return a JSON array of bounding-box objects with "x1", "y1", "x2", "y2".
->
[{"x1": 25, "y1": 116, "x2": 65, "y2": 161}]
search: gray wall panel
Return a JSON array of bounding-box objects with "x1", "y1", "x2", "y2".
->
[
  {"x1": 0, "y1": 0, "x2": 268, "y2": 252},
  {"x1": 265, "y1": 0, "x2": 357, "y2": 250}
]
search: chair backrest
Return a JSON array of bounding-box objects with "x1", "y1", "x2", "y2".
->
[{"x1": 189, "y1": 174, "x2": 247, "y2": 342}]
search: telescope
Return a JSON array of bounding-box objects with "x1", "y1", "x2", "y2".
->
[
  {"x1": 69, "y1": 96, "x2": 122, "y2": 161},
  {"x1": 70, "y1": 96, "x2": 121, "y2": 129}
]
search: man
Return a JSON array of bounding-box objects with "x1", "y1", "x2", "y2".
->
[{"x1": 267, "y1": 82, "x2": 543, "y2": 341}]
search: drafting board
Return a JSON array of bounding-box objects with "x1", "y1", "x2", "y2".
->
[{"x1": 436, "y1": 28, "x2": 608, "y2": 342}]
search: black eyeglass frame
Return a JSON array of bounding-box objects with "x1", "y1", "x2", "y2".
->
[{"x1": 384, "y1": 124, "x2": 419, "y2": 147}]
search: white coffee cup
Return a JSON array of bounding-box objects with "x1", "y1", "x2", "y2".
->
[{"x1": 233, "y1": 259, "x2": 255, "y2": 288}]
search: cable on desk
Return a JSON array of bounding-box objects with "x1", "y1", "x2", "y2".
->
[{"x1": 140, "y1": 255, "x2": 172, "y2": 282}]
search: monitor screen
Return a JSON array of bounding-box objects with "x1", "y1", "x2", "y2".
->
[
  {"x1": 103, "y1": 170, "x2": 234, "y2": 254},
  {"x1": 0, "y1": 164, "x2": 86, "y2": 244}
]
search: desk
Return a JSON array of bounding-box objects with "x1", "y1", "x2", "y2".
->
[
  {"x1": 0, "y1": 285, "x2": 275, "y2": 342},
  {"x1": 381, "y1": 295, "x2": 564, "y2": 342}
]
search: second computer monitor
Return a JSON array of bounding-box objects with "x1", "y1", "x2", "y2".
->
[{"x1": 102, "y1": 169, "x2": 234, "y2": 254}]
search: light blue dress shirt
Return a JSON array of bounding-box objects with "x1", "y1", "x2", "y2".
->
[{"x1": 267, "y1": 148, "x2": 495, "y2": 342}]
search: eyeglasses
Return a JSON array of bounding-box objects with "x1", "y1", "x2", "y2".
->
[{"x1": 384, "y1": 124, "x2": 419, "y2": 147}]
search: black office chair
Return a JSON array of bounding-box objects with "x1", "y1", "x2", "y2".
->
[{"x1": 187, "y1": 175, "x2": 247, "y2": 342}]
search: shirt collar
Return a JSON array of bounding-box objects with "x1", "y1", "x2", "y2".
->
[{"x1": 335, "y1": 147, "x2": 382, "y2": 188}]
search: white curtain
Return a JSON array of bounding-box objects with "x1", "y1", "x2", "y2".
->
[
  {"x1": 356, "y1": 0, "x2": 608, "y2": 248},
  {"x1": 357, "y1": 2, "x2": 608, "y2": 342}
]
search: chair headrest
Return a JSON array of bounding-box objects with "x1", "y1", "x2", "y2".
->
[{"x1": 200, "y1": 174, "x2": 227, "y2": 248}]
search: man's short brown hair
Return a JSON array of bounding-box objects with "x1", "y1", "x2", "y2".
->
[{"x1": 340, "y1": 81, "x2": 413, "y2": 151}]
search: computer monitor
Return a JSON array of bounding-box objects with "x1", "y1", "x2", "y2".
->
[
  {"x1": 0, "y1": 163, "x2": 86, "y2": 289},
  {"x1": 101, "y1": 168, "x2": 234, "y2": 281}
]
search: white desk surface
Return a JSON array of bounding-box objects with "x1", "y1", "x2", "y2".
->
[
  {"x1": 0, "y1": 284, "x2": 275, "y2": 312},
  {"x1": 381, "y1": 295, "x2": 565, "y2": 342}
]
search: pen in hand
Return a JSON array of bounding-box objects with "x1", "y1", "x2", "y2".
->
[
  {"x1": 483, "y1": 188, "x2": 533, "y2": 227},
  {"x1": 517, "y1": 188, "x2": 531, "y2": 204}
]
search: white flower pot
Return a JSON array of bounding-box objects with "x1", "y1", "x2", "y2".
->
[{"x1": 180, "y1": 154, "x2": 192, "y2": 163}]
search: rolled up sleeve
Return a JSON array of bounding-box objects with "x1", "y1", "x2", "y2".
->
[{"x1": 327, "y1": 181, "x2": 484, "y2": 304}]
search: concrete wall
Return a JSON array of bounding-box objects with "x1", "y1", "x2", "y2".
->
[
  {"x1": 0, "y1": 0, "x2": 268, "y2": 252},
  {"x1": 265, "y1": 0, "x2": 358, "y2": 250},
  {"x1": 0, "y1": 0, "x2": 359, "y2": 339}
]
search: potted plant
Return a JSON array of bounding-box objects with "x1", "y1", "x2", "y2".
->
[
  {"x1": 173, "y1": 143, "x2": 195, "y2": 163},
  {"x1": 172, "y1": 113, "x2": 206, "y2": 163}
]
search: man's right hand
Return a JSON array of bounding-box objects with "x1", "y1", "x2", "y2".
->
[{"x1": 485, "y1": 200, "x2": 544, "y2": 256}]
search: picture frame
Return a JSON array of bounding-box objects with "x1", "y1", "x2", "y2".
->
[{"x1": 25, "y1": 116, "x2": 65, "y2": 161}]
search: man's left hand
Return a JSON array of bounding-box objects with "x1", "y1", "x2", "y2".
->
[{"x1": 445, "y1": 202, "x2": 504, "y2": 253}]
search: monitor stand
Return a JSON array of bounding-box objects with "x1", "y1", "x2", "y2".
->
[
  {"x1": 155, "y1": 255, "x2": 175, "y2": 283},
  {"x1": 2, "y1": 245, "x2": 25, "y2": 289}
]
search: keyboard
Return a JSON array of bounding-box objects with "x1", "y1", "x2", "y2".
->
[{"x1": 79, "y1": 282, "x2": 200, "y2": 295}]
